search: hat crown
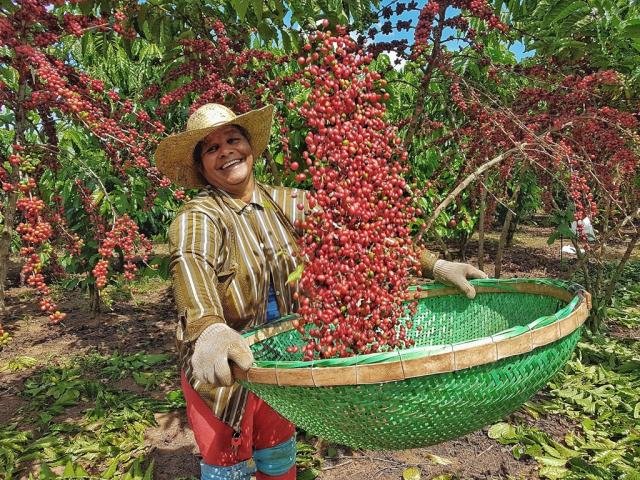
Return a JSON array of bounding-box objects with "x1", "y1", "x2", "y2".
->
[{"x1": 186, "y1": 104, "x2": 237, "y2": 132}]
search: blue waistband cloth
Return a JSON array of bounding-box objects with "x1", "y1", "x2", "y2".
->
[
  {"x1": 253, "y1": 436, "x2": 297, "y2": 476},
  {"x1": 200, "y1": 459, "x2": 256, "y2": 480},
  {"x1": 266, "y1": 282, "x2": 281, "y2": 323}
]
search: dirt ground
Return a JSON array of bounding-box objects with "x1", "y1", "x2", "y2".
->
[{"x1": 1, "y1": 226, "x2": 637, "y2": 480}]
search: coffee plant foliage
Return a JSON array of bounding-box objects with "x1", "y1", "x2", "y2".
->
[
  {"x1": 499, "y1": 0, "x2": 640, "y2": 87},
  {"x1": 0, "y1": 1, "x2": 190, "y2": 323}
]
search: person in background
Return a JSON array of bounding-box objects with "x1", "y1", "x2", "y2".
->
[{"x1": 155, "y1": 103, "x2": 487, "y2": 480}]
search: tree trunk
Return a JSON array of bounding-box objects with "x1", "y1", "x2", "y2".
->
[
  {"x1": 494, "y1": 185, "x2": 521, "y2": 278},
  {"x1": 403, "y1": 3, "x2": 447, "y2": 148},
  {"x1": 89, "y1": 283, "x2": 101, "y2": 315},
  {"x1": 432, "y1": 230, "x2": 452, "y2": 261},
  {"x1": 0, "y1": 192, "x2": 18, "y2": 313},
  {"x1": 458, "y1": 231, "x2": 470, "y2": 261},
  {"x1": 0, "y1": 75, "x2": 27, "y2": 314},
  {"x1": 505, "y1": 209, "x2": 519, "y2": 248},
  {"x1": 460, "y1": 218, "x2": 481, "y2": 261},
  {"x1": 477, "y1": 182, "x2": 487, "y2": 271},
  {"x1": 594, "y1": 198, "x2": 612, "y2": 302}
]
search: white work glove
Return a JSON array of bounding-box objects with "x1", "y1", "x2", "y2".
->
[
  {"x1": 191, "y1": 323, "x2": 254, "y2": 387},
  {"x1": 433, "y1": 259, "x2": 488, "y2": 299}
]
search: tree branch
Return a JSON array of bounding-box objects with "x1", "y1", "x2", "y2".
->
[
  {"x1": 421, "y1": 143, "x2": 531, "y2": 233},
  {"x1": 404, "y1": 3, "x2": 448, "y2": 148}
]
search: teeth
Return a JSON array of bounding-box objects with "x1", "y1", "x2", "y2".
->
[{"x1": 222, "y1": 159, "x2": 242, "y2": 169}]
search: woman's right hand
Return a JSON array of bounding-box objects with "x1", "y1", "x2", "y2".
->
[
  {"x1": 191, "y1": 323, "x2": 254, "y2": 386},
  {"x1": 433, "y1": 259, "x2": 488, "y2": 299}
]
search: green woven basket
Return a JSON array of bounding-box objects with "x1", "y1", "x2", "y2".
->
[{"x1": 235, "y1": 278, "x2": 591, "y2": 450}]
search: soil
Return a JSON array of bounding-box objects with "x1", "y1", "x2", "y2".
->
[
  {"x1": 1, "y1": 226, "x2": 637, "y2": 480},
  {"x1": 317, "y1": 431, "x2": 539, "y2": 479}
]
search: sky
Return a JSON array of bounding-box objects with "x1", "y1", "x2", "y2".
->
[
  {"x1": 284, "y1": 5, "x2": 536, "y2": 67},
  {"x1": 369, "y1": 6, "x2": 534, "y2": 64}
]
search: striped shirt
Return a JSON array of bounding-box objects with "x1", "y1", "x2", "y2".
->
[{"x1": 168, "y1": 182, "x2": 306, "y2": 431}]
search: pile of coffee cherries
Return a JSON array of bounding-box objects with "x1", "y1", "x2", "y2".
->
[{"x1": 291, "y1": 28, "x2": 420, "y2": 360}]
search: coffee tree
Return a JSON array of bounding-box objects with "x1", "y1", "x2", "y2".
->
[
  {"x1": 358, "y1": 1, "x2": 639, "y2": 330},
  {"x1": 480, "y1": 68, "x2": 638, "y2": 328},
  {"x1": 0, "y1": 0, "x2": 169, "y2": 324}
]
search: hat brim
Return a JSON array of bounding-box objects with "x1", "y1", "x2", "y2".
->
[{"x1": 155, "y1": 105, "x2": 274, "y2": 189}]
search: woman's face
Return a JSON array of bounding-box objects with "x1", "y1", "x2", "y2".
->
[{"x1": 199, "y1": 125, "x2": 254, "y2": 199}]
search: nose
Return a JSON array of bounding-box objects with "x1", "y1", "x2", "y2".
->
[{"x1": 218, "y1": 144, "x2": 235, "y2": 158}]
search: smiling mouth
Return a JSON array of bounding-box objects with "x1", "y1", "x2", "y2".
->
[{"x1": 220, "y1": 158, "x2": 243, "y2": 170}]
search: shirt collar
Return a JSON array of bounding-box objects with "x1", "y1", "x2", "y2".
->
[{"x1": 205, "y1": 183, "x2": 266, "y2": 214}]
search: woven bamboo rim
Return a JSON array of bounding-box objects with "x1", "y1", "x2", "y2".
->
[{"x1": 233, "y1": 280, "x2": 591, "y2": 387}]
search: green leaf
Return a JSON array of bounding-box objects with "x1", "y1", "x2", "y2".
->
[
  {"x1": 78, "y1": 0, "x2": 93, "y2": 16},
  {"x1": 39, "y1": 463, "x2": 56, "y2": 479},
  {"x1": 581, "y1": 417, "x2": 596, "y2": 431},
  {"x1": 547, "y1": 1, "x2": 589, "y2": 25},
  {"x1": 143, "y1": 459, "x2": 154, "y2": 480},
  {"x1": 166, "y1": 390, "x2": 185, "y2": 403},
  {"x1": 512, "y1": 444, "x2": 526, "y2": 460},
  {"x1": 558, "y1": 223, "x2": 575, "y2": 237},
  {"x1": 548, "y1": 222, "x2": 576, "y2": 244},
  {"x1": 281, "y1": 30, "x2": 292, "y2": 51},
  {"x1": 555, "y1": 38, "x2": 588, "y2": 61},
  {"x1": 102, "y1": 459, "x2": 119, "y2": 478},
  {"x1": 622, "y1": 19, "x2": 640, "y2": 39},
  {"x1": 62, "y1": 460, "x2": 76, "y2": 477},
  {"x1": 74, "y1": 464, "x2": 90, "y2": 476},
  {"x1": 256, "y1": 21, "x2": 275, "y2": 42},
  {"x1": 251, "y1": 0, "x2": 263, "y2": 22},
  {"x1": 402, "y1": 466, "x2": 421, "y2": 480},
  {"x1": 538, "y1": 464, "x2": 570, "y2": 479},
  {"x1": 0, "y1": 356, "x2": 38, "y2": 372},
  {"x1": 526, "y1": 444, "x2": 544, "y2": 458},
  {"x1": 550, "y1": 441, "x2": 580, "y2": 459},
  {"x1": 132, "y1": 371, "x2": 153, "y2": 387},
  {"x1": 287, "y1": 263, "x2": 304, "y2": 284},
  {"x1": 92, "y1": 189, "x2": 105, "y2": 206},
  {"x1": 297, "y1": 468, "x2": 321, "y2": 480},
  {"x1": 536, "y1": 455, "x2": 568, "y2": 467},
  {"x1": 38, "y1": 412, "x2": 54, "y2": 424},
  {"x1": 424, "y1": 452, "x2": 451, "y2": 465},
  {"x1": 487, "y1": 422, "x2": 518, "y2": 442},
  {"x1": 55, "y1": 388, "x2": 80, "y2": 407},
  {"x1": 145, "y1": 18, "x2": 158, "y2": 43},
  {"x1": 230, "y1": 0, "x2": 249, "y2": 20},
  {"x1": 139, "y1": 353, "x2": 171, "y2": 365},
  {"x1": 530, "y1": 0, "x2": 554, "y2": 18}
]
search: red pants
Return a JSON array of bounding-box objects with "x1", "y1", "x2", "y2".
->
[{"x1": 181, "y1": 373, "x2": 295, "y2": 479}]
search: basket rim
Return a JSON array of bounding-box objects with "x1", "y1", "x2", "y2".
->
[{"x1": 234, "y1": 278, "x2": 591, "y2": 387}]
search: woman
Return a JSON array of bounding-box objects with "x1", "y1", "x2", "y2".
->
[{"x1": 155, "y1": 103, "x2": 487, "y2": 480}]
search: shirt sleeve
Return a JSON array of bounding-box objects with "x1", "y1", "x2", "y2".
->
[{"x1": 168, "y1": 209, "x2": 226, "y2": 342}]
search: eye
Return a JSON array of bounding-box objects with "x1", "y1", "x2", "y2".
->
[
  {"x1": 228, "y1": 137, "x2": 240, "y2": 144},
  {"x1": 206, "y1": 144, "x2": 218, "y2": 153}
]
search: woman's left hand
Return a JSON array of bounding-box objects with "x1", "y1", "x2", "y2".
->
[{"x1": 433, "y1": 259, "x2": 488, "y2": 299}]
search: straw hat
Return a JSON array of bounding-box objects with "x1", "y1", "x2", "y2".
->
[{"x1": 155, "y1": 104, "x2": 274, "y2": 188}]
